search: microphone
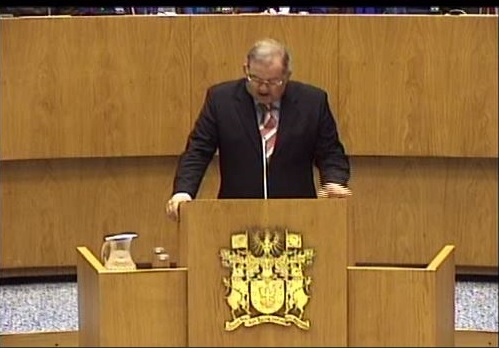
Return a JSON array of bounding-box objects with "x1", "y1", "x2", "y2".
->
[
  {"x1": 259, "y1": 103, "x2": 270, "y2": 199},
  {"x1": 261, "y1": 136, "x2": 268, "y2": 199}
]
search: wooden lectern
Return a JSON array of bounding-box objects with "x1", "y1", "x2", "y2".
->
[
  {"x1": 178, "y1": 198, "x2": 348, "y2": 347},
  {"x1": 348, "y1": 244, "x2": 456, "y2": 347},
  {"x1": 76, "y1": 247, "x2": 188, "y2": 347},
  {"x1": 77, "y1": 198, "x2": 455, "y2": 347}
]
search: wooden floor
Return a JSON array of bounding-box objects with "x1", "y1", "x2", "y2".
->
[{"x1": 0, "y1": 329, "x2": 497, "y2": 347}]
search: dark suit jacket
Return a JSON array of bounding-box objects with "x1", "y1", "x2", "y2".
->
[{"x1": 173, "y1": 79, "x2": 350, "y2": 199}]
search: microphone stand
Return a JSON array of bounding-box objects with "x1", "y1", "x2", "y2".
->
[{"x1": 261, "y1": 137, "x2": 268, "y2": 199}]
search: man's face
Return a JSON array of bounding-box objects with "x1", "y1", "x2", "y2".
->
[{"x1": 244, "y1": 57, "x2": 289, "y2": 105}]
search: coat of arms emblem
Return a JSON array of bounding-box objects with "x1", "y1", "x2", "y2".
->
[{"x1": 220, "y1": 227, "x2": 315, "y2": 331}]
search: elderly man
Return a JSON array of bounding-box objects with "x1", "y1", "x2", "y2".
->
[{"x1": 166, "y1": 38, "x2": 351, "y2": 220}]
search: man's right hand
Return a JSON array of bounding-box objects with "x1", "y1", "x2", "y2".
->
[{"x1": 166, "y1": 192, "x2": 192, "y2": 221}]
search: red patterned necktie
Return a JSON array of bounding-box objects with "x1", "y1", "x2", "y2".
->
[{"x1": 259, "y1": 104, "x2": 278, "y2": 159}]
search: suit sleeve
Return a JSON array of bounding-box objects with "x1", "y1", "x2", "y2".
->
[
  {"x1": 172, "y1": 88, "x2": 219, "y2": 198},
  {"x1": 314, "y1": 91, "x2": 351, "y2": 186}
]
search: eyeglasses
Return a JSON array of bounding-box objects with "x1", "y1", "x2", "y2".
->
[{"x1": 246, "y1": 74, "x2": 285, "y2": 87}]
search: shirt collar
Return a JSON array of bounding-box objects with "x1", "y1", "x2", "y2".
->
[{"x1": 253, "y1": 99, "x2": 281, "y2": 111}]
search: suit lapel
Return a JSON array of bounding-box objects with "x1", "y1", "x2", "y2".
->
[
  {"x1": 272, "y1": 84, "x2": 298, "y2": 159},
  {"x1": 234, "y1": 81, "x2": 261, "y2": 154}
]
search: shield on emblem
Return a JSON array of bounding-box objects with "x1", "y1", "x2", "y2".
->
[{"x1": 250, "y1": 279, "x2": 285, "y2": 314}]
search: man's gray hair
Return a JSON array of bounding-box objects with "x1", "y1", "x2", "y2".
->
[{"x1": 246, "y1": 38, "x2": 293, "y2": 74}]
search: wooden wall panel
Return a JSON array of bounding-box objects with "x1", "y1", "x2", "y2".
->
[
  {"x1": 348, "y1": 156, "x2": 498, "y2": 267},
  {"x1": 338, "y1": 16, "x2": 498, "y2": 157},
  {"x1": 0, "y1": 15, "x2": 497, "y2": 273},
  {"x1": 190, "y1": 15, "x2": 339, "y2": 126},
  {"x1": 0, "y1": 156, "x2": 181, "y2": 268},
  {"x1": 0, "y1": 16, "x2": 191, "y2": 159}
]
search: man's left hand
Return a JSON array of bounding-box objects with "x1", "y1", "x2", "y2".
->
[{"x1": 317, "y1": 183, "x2": 352, "y2": 198}]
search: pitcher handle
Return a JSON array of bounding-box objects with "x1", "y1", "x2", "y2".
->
[{"x1": 101, "y1": 241, "x2": 110, "y2": 267}]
